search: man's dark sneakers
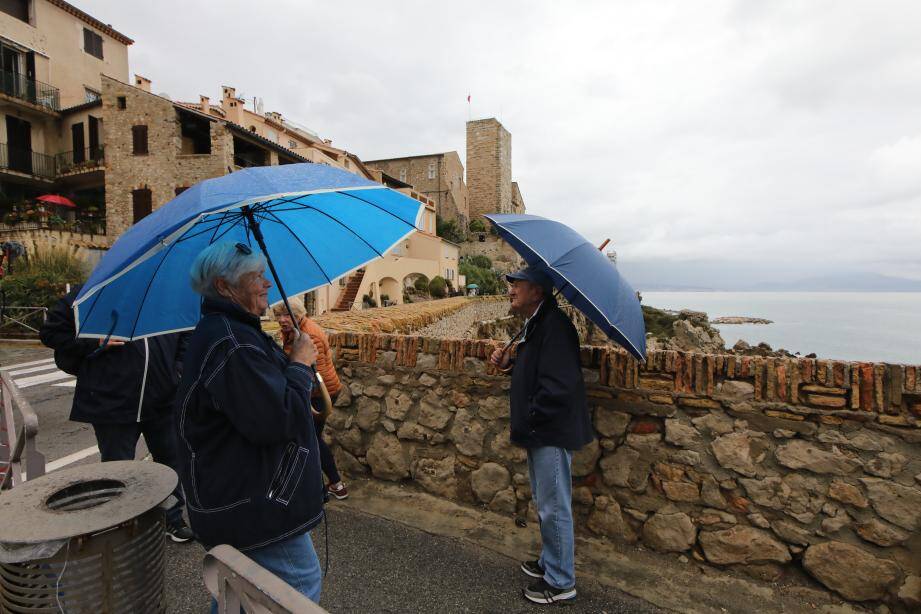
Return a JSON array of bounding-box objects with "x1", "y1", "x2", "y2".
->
[
  {"x1": 520, "y1": 559, "x2": 545, "y2": 578},
  {"x1": 166, "y1": 519, "x2": 194, "y2": 543},
  {"x1": 523, "y1": 578, "x2": 577, "y2": 605}
]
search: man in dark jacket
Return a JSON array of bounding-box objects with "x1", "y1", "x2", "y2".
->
[
  {"x1": 39, "y1": 286, "x2": 193, "y2": 542},
  {"x1": 490, "y1": 266, "x2": 593, "y2": 605}
]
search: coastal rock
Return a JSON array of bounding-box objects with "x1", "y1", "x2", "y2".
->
[
  {"x1": 711, "y1": 316, "x2": 773, "y2": 325},
  {"x1": 699, "y1": 526, "x2": 791, "y2": 565},
  {"x1": 803, "y1": 542, "x2": 902, "y2": 601},
  {"x1": 642, "y1": 510, "x2": 697, "y2": 552}
]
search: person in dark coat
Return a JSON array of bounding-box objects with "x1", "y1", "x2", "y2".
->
[
  {"x1": 177, "y1": 241, "x2": 324, "y2": 607},
  {"x1": 490, "y1": 266, "x2": 593, "y2": 605},
  {"x1": 39, "y1": 285, "x2": 193, "y2": 542}
]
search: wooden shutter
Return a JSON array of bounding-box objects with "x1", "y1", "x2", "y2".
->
[
  {"x1": 132, "y1": 125, "x2": 148, "y2": 155},
  {"x1": 132, "y1": 188, "x2": 152, "y2": 224}
]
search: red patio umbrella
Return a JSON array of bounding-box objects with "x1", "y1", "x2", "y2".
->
[{"x1": 36, "y1": 194, "x2": 76, "y2": 208}]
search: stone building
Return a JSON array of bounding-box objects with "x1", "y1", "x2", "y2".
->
[
  {"x1": 365, "y1": 152, "x2": 469, "y2": 231},
  {"x1": 466, "y1": 118, "x2": 526, "y2": 220},
  {"x1": 0, "y1": 0, "x2": 131, "y2": 222},
  {"x1": 100, "y1": 75, "x2": 316, "y2": 237}
]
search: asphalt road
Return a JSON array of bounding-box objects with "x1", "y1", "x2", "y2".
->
[{"x1": 2, "y1": 342, "x2": 660, "y2": 613}]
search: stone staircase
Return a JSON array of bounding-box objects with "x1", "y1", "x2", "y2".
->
[{"x1": 332, "y1": 269, "x2": 365, "y2": 311}]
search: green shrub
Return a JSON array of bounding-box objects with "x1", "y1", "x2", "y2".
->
[
  {"x1": 459, "y1": 262, "x2": 500, "y2": 295},
  {"x1": 413, "y1": 276, "x2": 429, "y2": 293},
  {"x1": 429, "y1": 276, "x2": 447, "y2": 298},
  {"x1": 435, "y1": 215, "x2": 464, "y2": 244},
  {"x1": 468, "y1": 219, "x2": 486, "y2": 233},
  {"x1": 468, "y1": 255, "x2": 492, "y2": 269},
  {"x1": 1, "y1": 247, "x2": 89, "y2": 328}
]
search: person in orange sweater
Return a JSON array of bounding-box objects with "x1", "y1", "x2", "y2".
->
[{"x1": 274, "y1": 296, "x2": 348, "y2": 500}]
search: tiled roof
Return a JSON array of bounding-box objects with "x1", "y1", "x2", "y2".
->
[{"x1": 47, "y1": 0, "x2": 134, "y2": 45}]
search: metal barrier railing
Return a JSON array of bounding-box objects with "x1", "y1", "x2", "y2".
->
[
  {"x1": 0, "y1": 305, "x2": 48, "y2": 334},
  {"x1": 56, "y1": 145, "x2": 105, "y2": 174},
  {"x1": 0, "y1": 142, "x2": 57, "y2": 180},
  {"x1": 204, "y1": 545, "x2": 328, "y2": 613},
  {"x1": 0, "y1": 370, "x2": 44, "y2": 489}
]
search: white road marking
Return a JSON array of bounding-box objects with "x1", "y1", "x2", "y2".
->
[
  {"x1": 1, "y1": 357, "x2": 54, "y2": 371},
  {"x1": 14, "y1": 370, "x2": 73, "y2": 388},
  {"x1": 8, "y1": 363, "x2": 59, "y2": 376},
  {"x1": 44, "y1": 445, "x2": 100, "y2": 473},
  {"x1": 53, "y1": 380, "x2": 77, "y2": 388}
]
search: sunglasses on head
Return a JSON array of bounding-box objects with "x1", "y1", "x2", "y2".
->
[{"x1": 235, "y1": 242, "x2": 253, "y2": 255}]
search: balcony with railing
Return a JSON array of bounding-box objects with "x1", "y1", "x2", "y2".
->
[
  {"x1": 56, "y1": 146, "x2": 105, "y2": 175},
  {"x1": 0, "y1": 143, "x2": 56, "y2": 180},
  {"x1": 0, "y1": 70, "x2": 60, "y2": 113}
]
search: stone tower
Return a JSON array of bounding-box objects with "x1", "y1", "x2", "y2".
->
[{"x1": 466, "y1": 118, "x2": 512, "y2": 221}]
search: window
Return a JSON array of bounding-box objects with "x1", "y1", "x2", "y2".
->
[
  {"x1": 117, "y1": 96, "x2": 127, "y2": 109},
  {"x1": 132, "y1": 125, "x2": 148, "y2": 155},
  {"x1": 83, "y1": 28, "x2": 104, "y2": 60},
  {"x1": 288, "y1": 139, "x2": 297, "y2": 149},
  {"x1": 399, "y1": 168, "x2": 407, "y2": 182},
  {"x1": 428, "y1": 162, "x2": 436, "y2": 180},
  {"x1": 85, "y1": 87, "x2": 101, "y2": 103},
  {"x1": 0, "y1": 0, "x2": 29, "y2": 22},
  {"x1": 132, "y1": 188, "x2": 152, "y2": 223}
]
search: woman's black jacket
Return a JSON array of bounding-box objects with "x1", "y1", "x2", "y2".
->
[{"x1": 174, "y1": 297, "x2": 324, "y2": 551}]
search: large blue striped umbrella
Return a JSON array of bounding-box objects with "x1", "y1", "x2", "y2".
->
[
  {"x1": 74, "y1": 163, "x2": 423, "y2": 340},
  {"x1": 484, "y1": 213, "x2": 646, "y2": 361}
]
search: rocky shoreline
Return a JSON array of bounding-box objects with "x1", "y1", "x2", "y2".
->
[{"x1": 711, "y1": 316, "x2": 774, "y2": 325}]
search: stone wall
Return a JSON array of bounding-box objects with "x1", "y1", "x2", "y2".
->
[{"x1": 323, "y1": 333, "x2": 921, "y2": 609}]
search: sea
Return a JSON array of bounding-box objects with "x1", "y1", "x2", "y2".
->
[{"x1": 641, "y1": 292, "x2": 921, "y2": 365}]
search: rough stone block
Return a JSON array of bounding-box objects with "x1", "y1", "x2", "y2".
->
[{"x1": 803, "y1": 541, "x2": 902, "y2": 602}]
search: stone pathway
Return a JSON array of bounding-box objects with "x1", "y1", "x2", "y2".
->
[{"x1": 414, "y1": 300, "x2": 512, "y2": 339}]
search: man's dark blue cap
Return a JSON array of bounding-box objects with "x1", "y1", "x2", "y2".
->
[{"x1": 506, "y1": 265, "x2": 554, "y2": 292}]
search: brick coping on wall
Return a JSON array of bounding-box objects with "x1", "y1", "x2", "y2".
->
[{"x1": 328, "y1": 331, "x2": 921, "y2": 427}]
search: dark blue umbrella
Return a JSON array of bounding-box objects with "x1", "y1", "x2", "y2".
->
[{"x1": 484, "y1": 213, "x2": 646, "y2": 361}]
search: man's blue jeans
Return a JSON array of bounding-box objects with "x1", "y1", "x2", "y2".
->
[
  {"x1": 527, "y1": 446, "x2": 575, "y2": 590},
  {"x1": 210, "y1": 532, "x2": 322, "y2": 612}
]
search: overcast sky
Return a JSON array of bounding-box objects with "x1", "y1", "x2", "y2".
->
[{"x1": 83, "y1": 0, "x2": 921, "y2": 286}]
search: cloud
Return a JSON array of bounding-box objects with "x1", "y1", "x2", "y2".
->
[{"x1": 81, "y1": 0, "x2": 921, "y2": 279}]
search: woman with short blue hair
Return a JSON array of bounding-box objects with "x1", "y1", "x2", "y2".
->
[{"x1": 175, "y1": 240, "x2": 325, "y2": 607}]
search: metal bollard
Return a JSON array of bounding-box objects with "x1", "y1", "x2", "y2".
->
[{"x1": 0, "y1": 461, "x2": 177, "y2": 613}]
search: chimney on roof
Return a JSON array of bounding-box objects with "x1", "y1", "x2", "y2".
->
[
  {"x1": 222, "y1": 86, "x2": 236, "y2": 100},
  {"x1": 200, "y1": 95, "x2": 210, "y2": 114},
  {"x1": 135, "y1": 74, "x2": 151, "y2": 92}
]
